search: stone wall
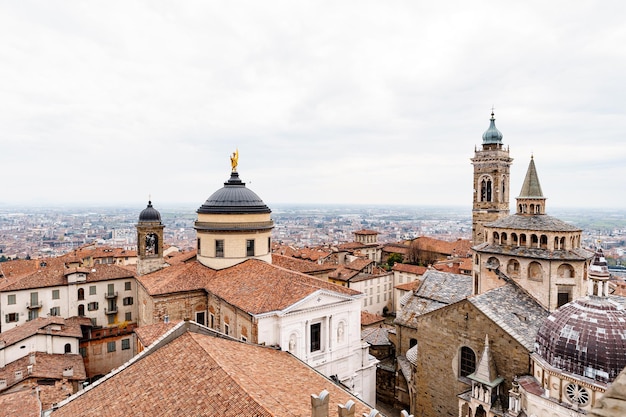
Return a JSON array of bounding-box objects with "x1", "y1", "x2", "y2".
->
[{"x1": 414, "y1": 300, "x2": 530, "y2": 417}]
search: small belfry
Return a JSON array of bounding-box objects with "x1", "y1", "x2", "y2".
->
[
  {"x1": 471, "y1": 111, "x2": 513, "y2": 244},
  {"x1": 136, "y1": 199, "x2": 165, "y2": 275}
]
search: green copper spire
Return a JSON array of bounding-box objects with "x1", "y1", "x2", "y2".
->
[{"x1": 482, "y1": 111, "x2": 503, "y2": 144}]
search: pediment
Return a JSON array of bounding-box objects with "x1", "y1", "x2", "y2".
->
[{"x1": 281, "y1": 290, "x2": 354, "y2": 315}]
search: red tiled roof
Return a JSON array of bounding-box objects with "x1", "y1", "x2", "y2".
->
[
  {"x1": 0, "y1": 389, "x2": 40, "y2": 417},
  {"x1": 0, "y1": 317, "x2": 84, "y2": 348},
  {"x1": 361, "y1": 311, "x2": 385, "y2": 326},
  {"x1": 410, "y1": 237, "x2": 472, "y2": 257},
  {"x1": 0, "y1": 352, "x2": 86, "y2": 390},
  {"x1": 0, "y1": 257, "x2": 135, "y2": 292},
  {"x1": 392, "y1": 263, "x2": 427, "y2": 275},
  {"x1": 395, "y1": 280, "x2": 422, "y2": 291},
  {"x1": 138, "y1": 259, "x2": 360, "y2": 315},
  {"x1": 271, "y1": 254, "x2": 335, "y2": 274},
  {"x1": 135, "y1": 321, "x2": 181, "y2": 348},
  {"x1": 52, "y1": 329, "x2": 371, "y2": 417},
  {"x1": 346, "y1": 258, "x2": 373, "y2": 272},
  {"x1": 354, "y1": 229, "x2": 378, "y2": 235}
]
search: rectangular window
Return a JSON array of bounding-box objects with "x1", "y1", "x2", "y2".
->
[
  {"x1": 121, "y1": 339, "x2": 130, "y2": 350},
  {"x1": 310, "y1": 322, "x2": 321, "y2": 352},
  {"x1": 108, "y1": 315, "x2": 115, "y2": 325},
  {"x1": 268, "y1": 237, "x2": 271, "y2": 252},
  {"x1": 79, "y1": 347, "x2": 87, "y2": 357},
  {"x1": 30, "y1": 292, "x2": 39, "y2": 306},
  {"x1": 123, "y1": 297, "x2": 134, "y2": 306},
  {"x1": 89, "y1": 286, "x2": 97, "y2": 295},
  {"x1": 52, "y1": 290, "x2": 60, "y2": 300},
  {"x1": 88, "y1": 302, "x2": 99, "y2": 311},
  {"x1": 7, "y1": 294, "x2": 16, "y2": 305},
  {"x1": 210, "y1": 313, "x2": 215, "y2": 329},
  {"x1": 197, "y1": 238, "x2": 201, "y2": 255},
  {"x1": 107, "y1": 283, "x2": 115, "y2": 296},
  {"x1": 224, "y1": 324, "x2": 230, "y2": 335},
  {"x1": 124, "y1": 281, "x2": 132, "y2": 291},
  {"x1": 107, "y1": 341, "x2": 116, "y2": 352},
  {"x1": 215, "y1": 240, "x2": 224, "y2": 258},
  {"x1": 195, "y1": 312, "x2": 206, "y2": 326},
  {"x1": 90, "y1": 318, "x2": 97, "y2": 326},
  {"x1": 125, "y1": 312, "x2": 132, "y2": 322},
  {"x1": 50, "y1": 307, "x2": 60, "y2": 316},
  {"x1": 246, "y1": 239, "x2": 255, "y2": 257},
  {"x1": 28, "y1": 310, "x2": 38, "y2": 321},
  {"x1": 5, "y1": 313, "x2": 19, "y2": 323}
]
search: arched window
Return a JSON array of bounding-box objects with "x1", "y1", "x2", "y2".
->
[
  {"x1": 540, "y1": 235, "x2": 548, "y2": 249},
  {"x1": 560, "y1": 237, "x2": 566, "y2": 250},
  {"x1": 501, "y1": 232, "x2": 508, "y2": 245},
  {"x1": 78, "y1": 304, "x2": 85, "y2": 316},
  {"x1": 520, "y1": 234, "x2": 527, "y2": 247},
  {"x1": 480, "y1": 178, "x2": 493, "y2": 202},
  {"x1": 492, "y1": 232, "x2": 499, "y2": 244},
  {"x1": 558, "y1": 263, "x2": 575, "y2": 278},
  {"x1": 511, "y1": 233, "x2": 518, "y2": 246},
  {"x1": 486, "y1": 180, "x2": 492, "y2": 202},
  {"x1": 64, "y1": 343, "x2": 71, "y2": 354},
  {"x1": 531, "y1": 234, "x2": 539, "y2": 248},
  {"x1": 460, "y1": 346, "x2": 476, "y2": 377},
  {"x1": 528, "y1": 262, "x2": 544, "y2": 281},
  {"x1": 507, "y1": 259, "x2": 520, "y2": 278},
  {"x1": 77, "y1": 288, "x2": 85, "y2": 301}
]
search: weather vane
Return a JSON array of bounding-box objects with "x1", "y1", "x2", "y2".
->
[{"x1": 230, "y1": 148, "x2": 239, "y2": 172}]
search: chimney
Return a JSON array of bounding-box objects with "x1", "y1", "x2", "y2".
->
[{"x1": 311, "y1": 389, "x2": 329, "y2": 417}]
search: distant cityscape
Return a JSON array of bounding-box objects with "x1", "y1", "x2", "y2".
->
[{"x1": 2, "y1": 203, "x2": 626, "y2": 264}]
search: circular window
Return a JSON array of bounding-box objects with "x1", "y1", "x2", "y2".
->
[{"x1": 566, "y1": 383, "x2": 590, "y2": 406}]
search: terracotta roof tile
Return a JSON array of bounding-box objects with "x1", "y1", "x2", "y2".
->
[
  {"x1": 0, "y1": 257, "x2": 135, "y2": 292},
  {"x1": 138, "y1": 259, "x2": 360, "y2": 315},
  {"x1": 361, "y1": 311, "x2": 385, "y2": 326},
  {"x1": 52, "y1": 328, "x2": 372, "y2": 417},
  {"x1": 392, "y1": 263, "x2": 427, "y2": 275},
  {"x1": 0, "y1": 317, "x2": 84, "y2": 348},
  {"x1": 0, "y1": 389, "x2": 40, "y2": 417},
  {"x1": 271, "y1": 254, "x2": 335, "y2": 274},
  {"x1": 135, "y1": 321, "x2": 181, "y2": 347}
]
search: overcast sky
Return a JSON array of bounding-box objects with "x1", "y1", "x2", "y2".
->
[{"x1": 1, "y1": 1, "x2": 625, "y2": 211}]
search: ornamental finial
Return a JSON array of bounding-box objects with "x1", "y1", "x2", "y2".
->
[{"x1": 230, "y1": 148, "x2": 239, "y2": 172}]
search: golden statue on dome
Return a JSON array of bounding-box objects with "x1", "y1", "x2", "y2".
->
[{"x1": 230, "y1": 148, "x2": 239, "y2": 172}]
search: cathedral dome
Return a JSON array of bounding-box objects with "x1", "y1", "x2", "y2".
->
[
  {"x1": 139, "y1": 201, "x2": 161, "y2": 222},
  {"x1": 197, "y1": 172, "x2": 271, "y2": 215},
  {"x1": 482, "y1": 112, "x2": 503, "y2": 144},
  {"x1": 535, "y1": 250, "x2": 626, "y2": 383}
]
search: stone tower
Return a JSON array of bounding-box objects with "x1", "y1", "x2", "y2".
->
[
  {"x1": 136, "y1": 200, "x2": 165, "y2": 276},
  {"x1": 471, "y1": 111, "x2": 513, "y2": 244}
]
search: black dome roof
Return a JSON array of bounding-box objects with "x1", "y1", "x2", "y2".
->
[
  {"x1": 138, "y1": 201, "x2": 162, "y2": 222},
  {"x1": 197, "y1": 172, "x2": 271, "y2": 214}
]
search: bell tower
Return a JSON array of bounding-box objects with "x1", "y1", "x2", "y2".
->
[
  {"x1": 471, "y1": 111, "x2": 512, "y2": 244},
  {"x1": 136, "y1": 200, "x2": 165, "y2": 275}
]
